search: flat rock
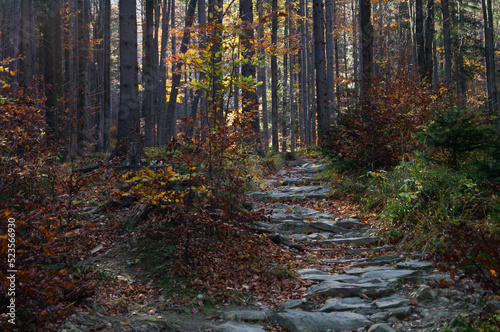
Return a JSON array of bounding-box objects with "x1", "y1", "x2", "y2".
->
[
  {"x1": 221, "y1": 310, "x2": 268, "y2": 321},
  {"x1": 307, "y1": 280, "x2": 394, "y2": 298},
  {"x1": 346, "y1": 266, "x2": 396, "y2": 275},
  {"x1": 317, "y1": 236, "x2": 380, "y2": 245},
  {"x1": 396, "y1": 259, "x2": 434, "y2": 270},
  {"x1": 319, "y1": 297, "x2": 372, "y2": 312},
  {"x1": 258, "y1": 185, "x2": 331, "y2": 199},
  {"x1": 300, "y1": 273, "x2": 361, "y2": 283},
  {"x1": 270, "y1": 310, "x2": 372, "y2": 332},
  {"x1": 214, "y1": 321, "x2": 266, "y2": 332},
  {"x1": 279, "y1": 299, "x2": 310, "y2": 310},
  {"x1": 309, "y1": 219, "x2": 347, "y2": 233},
  {"x1": 360, "y1": 269, "x2": 417, "y2": 281},
  {"x1": 335, "y1": 218, "x2": 367, "y2": 228},
  {"x1": 347, "y1": 246, "x2": 395, "y2": 253},
  {"x1": 375, "y1": 295, "x2": 409, "y2": 309},
  {"x1": 297, "y1": 268, "x2": 327, "y2": 275},
  {"x1": 277, "y1": 220, "x2": 318, "y2": 233}
]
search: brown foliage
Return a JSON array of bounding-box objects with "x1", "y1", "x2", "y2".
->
[{"x1": 321, "y1": 66, "x2": 449, "y2": 169}]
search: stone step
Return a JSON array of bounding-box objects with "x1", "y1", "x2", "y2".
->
[
  {"x1": 316, "y1": 236, "x2": 380, "y2": 245},
  {"x1": 270, "y1": 310, "x2": 372, "y2": 332}
]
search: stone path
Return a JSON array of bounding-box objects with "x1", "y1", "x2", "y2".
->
[{"x1": 214, "y1": 158, "x2": 495, "y2": 332}]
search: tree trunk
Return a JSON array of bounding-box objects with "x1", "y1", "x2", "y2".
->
[
  {"x1": 158, "y1": 0, "x2": 171, "y2": 145},
  {"x1": 288, "y1": 0, "x2": 295, "y2": 152},
  {"x1": 312, "y1": 0, "x2": 329, "y2": 135},
  {"x1": 359, "y1": 0, "x2": 373, "y2": 101},
  {"x1": 441, "y1": 0, "x2": 452, "y2": 87},
  {"x1": 42, "y1": 0, "x2": 60, "y2": 141},
  {"x1": 415, "y1": 0, "x2": 424, "y2": 80},
  {"x1": 143, "y1": 0, "x2": 155, "y2": 147},
  {"x1": 271, "y1": 0, "x2": 279, "y2": 152},
  {"x1": 103, "y1": 0, "x2": 111, "y2": 151},
  {"x1": 117, "y1": 0, "x2": 141, "y2": 158},
  {"x1": 240, "y1": 0, "x2": 261, "y2": 151},
  {"x1": 19, "y1": 0, "x2": 34, "y2": 87},
  {"x1": 299, "y1": 0, "x2": 309, "y2": 145},
  {"x1": 424, "y1": 0, "x2": 434, "y2": 83},
  {"x1": 324, "y1": 0, "x2": 335, "y2": 111},
  {"x1": 257, "y1": 0, "x2": 268, "y2": 148},
  {"x1": 162, "y1": 0, "x2": 197, "y2": 143},
  {"x1": 482, "y1": 0, "x2": 499, "y2": 131}
]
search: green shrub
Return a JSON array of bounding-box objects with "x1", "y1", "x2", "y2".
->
[{"x1": 418, "y1": 104, "x2": 494, "y2": 167}]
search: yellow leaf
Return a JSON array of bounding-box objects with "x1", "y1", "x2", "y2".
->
[{"x1": 10, "y1": 70, "x2": 15, "y2": 76}]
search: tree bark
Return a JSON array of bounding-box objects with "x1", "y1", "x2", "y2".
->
[
  {"x1": 299, "y1": 0, "x2": 309, "y2": 145},
  {"x1": 257, "y1": 0, "x2": 268, "y2": 148},
  {"x1": 271, "y1": 0, "x2": 279, "y2": 152},
  {"x1": 312, "y1": 0, "x2": 329, "y2": 135},
  {"x1": 441, "y1": 0, "x2": 452, "y2": 87},
  {"x1": 482, "y1": 0, "x2": 499, "y2": 131},
  {"x1": 324, "y1": 0, "x2": 335, "y2": 111},
  {"x1": 424, "y1": 0, "x2": 434, "y2": 83},
  {"x1": 359, "y1": 0, "x2": 373, "y2": 101},
  {"x1": 117, "y1": 0, "x2": 141, "y2": 158},
  {"x1": 143, "y1": 0, "x2": 155, "y2": 147},
  {"x1": 19, "y1": 0, "x2": 34, "y2": 87}
]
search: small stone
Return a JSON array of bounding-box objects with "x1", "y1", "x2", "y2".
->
[
  {"x1": 370, "y1": 312, "x2": 389, "y2": 322},
  {"x1": 280, "y1": 299, "x2": 309, "y2": 310},
  {"x1": 415, "y1": 285, "x2": 439, "y2": 302},
  {"x1": 396, "y1": 259, "x2": 433, "y2": 270},
  {"x1": 389, "y1": 306, "x2": 412, "y2": 319},
  {"x1": 375, "y1": 295, "x2": 409, "y2": 309},
  {"x1": 438, "y1": 297, "x2": 450, "y2": 305},
  {"x1": 368, "y1": 323, "x2": 397, "y2": 332}
]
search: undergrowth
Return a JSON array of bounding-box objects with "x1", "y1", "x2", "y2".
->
[{"x1": 321, "y1": 74, "x2": 500, "y2": 303}]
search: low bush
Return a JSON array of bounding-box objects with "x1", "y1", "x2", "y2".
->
[{"x1": 320, "y1": 67, "x2": 448, "y2": 170}]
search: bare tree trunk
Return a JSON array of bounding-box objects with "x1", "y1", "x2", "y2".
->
[
  {"x1": 482, "y1": 0, "x2": 499, "y2": 131},
  {"x1": 359, "y1": 0, "x2": 373, "y2": 102},
  {"x1": 19, "y1": 0, "x2": 34, "y2": 87},
  {"x1": 325, "y1": 0, "x2": 335, "y2": 111},
  {"x1": 271, "y1": 0, "x2": 279, "y2": 152},
  {"x1": 441, "y1": 0, "x2": 452, "y2": 87},
  {"x1": 158, "y1": 0, "x2": 171, "y2": 145},
  {"x1": 162, "y1": 0, "x2": 197, "y2": 143},
  {"x1": 257, "y1": 0, "x2": 268, "y2": 148},
  {"x1": 312, "y1": 0, "x2": 329, "y2": 135},
  {"x1": 288, "y1": 0, "x2": 295, "y2": 152},
  {"x1": 117, "y1": 0, "x2": 141, "y2": 157},
  {"x1": 424, "y1": 0, "x2": 434, "y2": 83},
  {"x1": 143, "y1": 0, "x2": 155, "y2": 147},
  {"x1": 299, "y1": 0, "x2": 309, "y2": 145},
  {"x1": 103, "y1": 0, "x2": 111, "y2": 151}
]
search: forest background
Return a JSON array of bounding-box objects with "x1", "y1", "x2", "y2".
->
[{"x1": 0, "y1": 0, "x2": 499, "y2": 329}]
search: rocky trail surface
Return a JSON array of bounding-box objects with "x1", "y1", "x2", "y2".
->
[
  {"x1": 213, "y1": 158, "x2": 495, "y2": 332},
  {"x1": 60, "y1": 158, "x2": 497, "y2": 332}
]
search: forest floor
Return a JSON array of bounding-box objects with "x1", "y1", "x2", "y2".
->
[{"x1": 58, "y1": 157, "x2": 497, "y2": 332}]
